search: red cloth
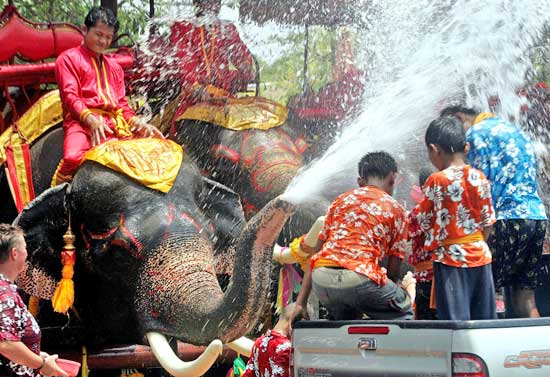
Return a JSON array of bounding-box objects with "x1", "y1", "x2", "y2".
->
[
  {"x1": 311, "y1": 185, "x2": 409, "y2": 286},
  {"x1": 242, "y1": 330, "x2": 291, "y2": 377},
  {"x1": 170, "y1": 19, "x2": 254, "y2": 93},
  {"x1": 169, "y1": 19, "x2": 254, "y2": 135},
  {"x1": 54, "y1": 45, "x2": 136, "y2": 176},
  {"x1": 0, "y1": 274, "x2": 41, "y2": 377}
]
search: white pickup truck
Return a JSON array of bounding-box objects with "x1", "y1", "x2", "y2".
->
[{"x1": 291, "y1": 318, "x2": 550, "y2": 377}]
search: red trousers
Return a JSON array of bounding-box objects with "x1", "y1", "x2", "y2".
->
[{"x1": 53, "y1": 122, "x2": 117, "y2": 185}]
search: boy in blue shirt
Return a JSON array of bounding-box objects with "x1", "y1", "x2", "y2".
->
[{"x1": 441, "y1": 105, "x2": 547, "y2": 318}]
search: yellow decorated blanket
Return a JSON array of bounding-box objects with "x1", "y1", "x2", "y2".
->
[
  {"x1": 84, "y1": 138, "x2": 183, "y2": 193},
  {"x1": 177, "y1": 96, "x2": 288, "y2": 131}
]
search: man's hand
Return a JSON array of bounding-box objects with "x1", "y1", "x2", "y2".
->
[
  {"x1": 131, "y1": 118, "x2": 164, "y2": 138},
  {"x1": 85, "y1": 114, "x2": 113, "y2": 146}
]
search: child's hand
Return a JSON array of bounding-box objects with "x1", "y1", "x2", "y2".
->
[{"x1": 401, "y1": 271, "x2": 417, "y2": 289}]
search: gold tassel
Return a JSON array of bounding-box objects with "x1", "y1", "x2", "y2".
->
[
  {"x1": 28, "y1": 296, "x2": 40, "y2": 317},
  {"x1": 52, "y1": 224, "x2": 76, "y2": 314}
]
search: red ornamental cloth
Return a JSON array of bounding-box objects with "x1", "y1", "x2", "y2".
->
[
  {"x1": 243, "y1": 330, "x2": 291, "y2": 377},
  {"x1": 0, "y1": 274, "x2": 41, "y2": 377},
  {"x1": 170, "y1": 19, "x2": 254, "y2": 93},
  {"x1": 311, "y1": 186, "x2": 409, "y2": 286},
  {"x1": 55, "y1": 44, "x2": 136, "y2": 133}
]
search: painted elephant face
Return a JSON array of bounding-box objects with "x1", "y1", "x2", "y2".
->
[{"x1": 15, "y1": 157, "x2": 295, "y2": 376}]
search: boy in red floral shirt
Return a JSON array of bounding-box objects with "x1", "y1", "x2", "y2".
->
[
  {"x1": 408, "y1": 166, "x2": 437, "y2": 319},
  {"x1": 416, "y1": 116, "x2": 497, "y2": 320},
  {"x1": 295, "y1": 151, "x2": 413, "y2": 321}
]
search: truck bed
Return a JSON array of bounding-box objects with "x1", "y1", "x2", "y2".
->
[{"x1": 292, "y1": 318, "x2": 550, "y2": 377}]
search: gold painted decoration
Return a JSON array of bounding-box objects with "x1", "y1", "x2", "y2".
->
[
  {"x1": 83, "y1": 138, "x2": 183, "y2": 193},
  {"x1": 0, "y1": 89, "x2": 63, "y2": 164},
  {"x1": 177, "y1": 96, "x2": 288, "y2": 131}
]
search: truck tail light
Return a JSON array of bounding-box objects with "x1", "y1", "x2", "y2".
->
[
  {"x1": 347, "y1": 326, "x2": 390, "y2": 334},
  {"x1": 452, "y1": 353, "x2": 489, "y2": 377}
]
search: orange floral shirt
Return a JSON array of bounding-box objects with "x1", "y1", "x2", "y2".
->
[
  {"x1": 311, "y1": 186, "x2": 408, "y2": 285},
  {"x1": 416, "y1": 165, "x2": 496, "y2": 268}
]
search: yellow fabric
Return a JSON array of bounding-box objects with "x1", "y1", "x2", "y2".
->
[
  {"x1": 312, "y1": 258, "x2": 341, "y2": 270},
  {"x1": 81, "y1": 346, "x2": 89, "y2": 377},
  {"x1": 52, "y1": 264, "x2": 74, "y2": 314},
  {"x1": 289, "y1": 236, "x2": 310, "y2": 271},
  {"x1": 177, "y1": 96, "x2": 288, "y2": 131},
  {"x1": 9, "y1": 144, "x2": 33, "y2": 206},
  {"x1": 83, "y1": 138, "x2": 183, "y2": 193},
  {"x1": 473, "y1": 112, "x2": 495, "y2": 125},
  {"x1": 0, "y1": 90, "x2": 63, "y2": 165},
  {"x1": 441, "y1": 231, "x2": 484, "y2": 246},
  {"x1": 414, "y1": 260, "x2": 433, "y2": 272},
  {"x1": 87, "y1": 108, "x2": 133, "y2": 138}
]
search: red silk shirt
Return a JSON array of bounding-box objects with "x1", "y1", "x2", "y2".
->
[
  {"x1": 55, "y1": 45, "x2": 136, "y2": 134},
  {"x1": 170, "y1": 19, "x2": 254, "y2": 93},
  {"x1": 311, "y1": 186, "x2": 409, "y2": 286},
  {"x1": 243, "y1": 330, "x2": 291, "y2": 377}
]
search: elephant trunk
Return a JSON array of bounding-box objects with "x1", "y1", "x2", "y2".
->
[{"x1": 137, "y1": 196, "x2": 295, "y2": 345}]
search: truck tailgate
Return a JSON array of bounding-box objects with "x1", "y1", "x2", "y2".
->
[{"x1": 292, "y1": 320, "x2": 452, "y2": 377}]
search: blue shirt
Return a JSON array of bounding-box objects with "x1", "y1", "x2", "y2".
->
[{"x1": 466, "y1": 114, "x2": 547, "y2": 220}]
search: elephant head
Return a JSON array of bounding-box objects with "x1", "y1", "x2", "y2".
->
[
  {"x1": 15, "y1": 155, "x2": 295, "y2": 376},
  {"x1": 171, "y1": 120, "x2": 328, "y2": 244}
]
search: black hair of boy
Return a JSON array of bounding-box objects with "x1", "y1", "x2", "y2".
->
[
  {"x1": 440, "y1": 105, "x2": 478, "y2": 118},
  {"x1": 418, "y1": 166, "x2": 434, "y2": 186},
  {"x1": 358, "y1": 151, "x2": 398, "y2": 180},
  {"x1": 425, "y1": 116, "x2": 467, "y2": 154},
  {"x1": 85, "y1": 7, "x2": 119, "y2": 33}
]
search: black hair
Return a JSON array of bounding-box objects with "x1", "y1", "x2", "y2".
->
[
  {"x1": 418, "y1": 166, "x2": 434, "y2": 186},
  {"x1": 439, "y1": 105, "x2": 478, "y2": 118},
  {"x1": 358, "y1": 151, "x2": 398, "y2": 180},
  {"x1": 425, "y1": 116, "x2": 467, "y2": 154},
  {"x1": 0, "y1": 223, "x2": 24, "y2": 263},
  {"x1": 84, "y1": 7, "x2": 119, "y2": 33}
]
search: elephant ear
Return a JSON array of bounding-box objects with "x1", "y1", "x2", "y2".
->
[
  {"x1": 14, "y1": 183, "x2": 70, "y2": 299},
  {"x1": 198, "y1": 176, "x2": 245, "y2": 248}
]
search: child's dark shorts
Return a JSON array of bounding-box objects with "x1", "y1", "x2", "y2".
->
[{"x1": 488, "y1": 219, "x2": 547, "y2": 290}]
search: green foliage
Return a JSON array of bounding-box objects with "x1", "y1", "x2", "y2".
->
[{"x1": 259, "y1": 26, "x2": 337, "y2": 103}]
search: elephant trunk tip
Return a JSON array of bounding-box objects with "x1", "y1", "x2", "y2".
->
[{"x1": 275, "y1": 194, "x2": 298, "y2": 210}]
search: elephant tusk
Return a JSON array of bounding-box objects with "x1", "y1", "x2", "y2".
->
[
  {"x1": 146, "y1": 332, "x2": 222, "y2": 377},
  {"x1": 273, "y1": 244, "x2": 295, "y2": 265},
  {"x1": 226, "y1": 336, "x2": 254, "y2": 357},
  {"x1": 304, "y1": 216, "x2": 325, "y2": 249}
]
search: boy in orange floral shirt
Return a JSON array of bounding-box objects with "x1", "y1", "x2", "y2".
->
[
  {"x1": 417, "y1": 116, "x2": 497, "y2": 320},
  {"x1": 295, "y1": 151, "x2": 413, "y2": 320}
]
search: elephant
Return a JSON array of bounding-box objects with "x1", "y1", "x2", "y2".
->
[
  {"x1": 170, "y1": 117, "x2": 329, "y2": 244},
  {"x1": 13, "y1": 131, "x2": 296, "y2": 376}
]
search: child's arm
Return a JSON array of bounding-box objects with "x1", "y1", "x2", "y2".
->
[
  {"x1": 293, "y1": 265, "x2": 312, "y2": 320},
  {"x1": 482, "y1": 225, "x2": 493, "y2": 241}
]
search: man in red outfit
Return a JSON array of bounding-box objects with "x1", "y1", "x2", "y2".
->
[
  {"x1": 169, "y1": 0, "x2": 255, "y2": 134},
  {"x1": 53, "y1": 7, "x2": 160, "y2": 185}
]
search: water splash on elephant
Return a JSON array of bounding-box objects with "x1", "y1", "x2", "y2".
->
[{"x1": 283, "y1": 0, "x2": 550, "y2": 207}]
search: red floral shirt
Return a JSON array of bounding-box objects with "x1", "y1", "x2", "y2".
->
[
  {"x1": 311, "y1": 186, "x2": 408, "y2": 285},
  {"x1": 0, "y1": 274, "x2": 42, "y2": 377},
  {"x1": 416, "y1": 166, "x2": 496, "y2": 267},
  {"x1": 243, "y1": 330, "x2": 291, "y2": 377},
  {"x1": 408, "y1": 207, "x2": 433, "y2": 283}
]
